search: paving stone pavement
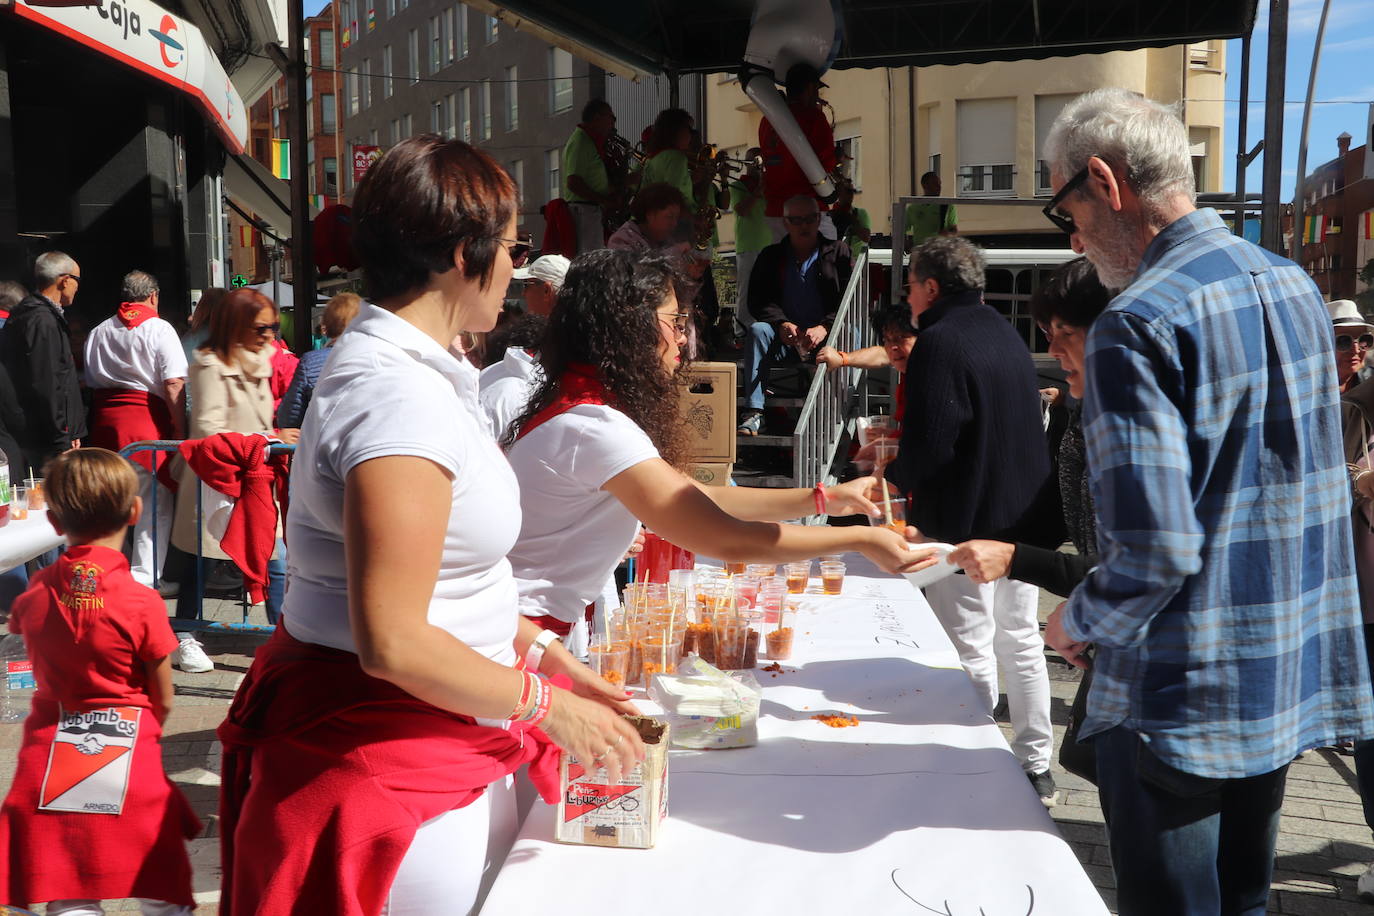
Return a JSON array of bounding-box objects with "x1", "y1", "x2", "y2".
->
[{"x1": 3, "y1": 592, "x2": 1372, "y2": 914}]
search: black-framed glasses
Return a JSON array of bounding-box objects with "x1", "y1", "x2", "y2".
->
[
  {"x1": 1041, "y1": 166, "x2": 1091, "y2": 235},
  {"x1": 1336, "y1": 333, "x2": 1374, "y2": 352},
  {"x1": 253, "y1": 322, "x2": 280, "y2": 335},
  {"x1": 62, "y1": 273, "x2": 81, "y2": 283},
  {"x1": 658, "y1": 311, "x2": 691, "y2": 334},
  {"x1": 486, "y1": 237, "x2": 532, "y2": 267},
  {"x1": 784, "y1": 214, "x2": 821, "y2": 226}
]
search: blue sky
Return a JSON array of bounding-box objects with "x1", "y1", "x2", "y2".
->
[{"x1": 1222, "y1": 0, "x2": 1374, "y2": 197}]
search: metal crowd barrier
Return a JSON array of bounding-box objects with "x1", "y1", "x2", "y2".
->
[
  {"x1": 119, "y1": 439, "x2": 295, "y2": 633},
  {"x1": 791, "y1": 250, "x2": 878, "y2": 522}
]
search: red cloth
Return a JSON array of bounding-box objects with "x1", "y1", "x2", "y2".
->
[
  {"x1": 88, "y1": 389, "x2": 178, "y2": 489},
  {"x1": 269, "y1": 342, "x2": 299, "y2": 411},
  {"x1": 0, "y1": 546, "x2": 199, "y2": 906},
  {"x1": 541, "y1": 197, "x2": 577, "y2": 259},
  {"x1": 313, "y1": 204, "x2": 360, "y2": 274},
  {"x1": 218, "y1": 627, "x2": 563, "y2": 916},
  {"x1": 759, "y1": 103, "x2": 838, "y2": 217},
  {"x1": 179, "y1": 433, "x2": 288, "y2": 604},
  {"x1": 115, "y1": 301, "x2": 158, "y2": 329},
  {"x1": 529, "y1": 614, "x2": 574, "y2": 637},
  {"x1": 514, "y1": 363, "x2": 613, "y2": 441}
]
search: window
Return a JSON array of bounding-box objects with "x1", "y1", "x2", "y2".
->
[
  {"x1": 399, "y1": 0, "x2": 408, "y2": 8},
  {"x1": 481, "y1": 80, "x2": 491, "y2": 139},
  {"x1": 505, "y1": 66, "x2": 519, "y2": 131},
  {"x1": 549, "y1": 48, "x2": 574, "y2": 113},
  {"x1": 509, "y1": 159, "x2": 524, "y2": 205},
  {"x1": 957, "y1": 98, "x2": 1016, "y2": 197},
  {"x1": 929, "y1": 153, "x2": 941, "y2": 180},
  {"x1": 361, "y1": 59, "x2": 371, "y2": 108},
  {"x1": 390, "y1": 119, "x2": 400, "y2": 145},
  {"x1": 431, "y1": 98, "x2": 444, "y2": 134},
  {"x1": 347, "y1": 69, "x2": 358, "y2": 116},
  {"x1": 1189, "y1": 126, "x2": 1211, "y2": 193},
  {"x1": 430, "y1": 16, "x2": 441, "y2": 74},
  {"x1": 1034, "y1": 94, "x2": 1075, "y2": 195},
  {"x1": 402, "y1": 113, "x2": 412, "y2": 139},
  {"x1": 319, "y1": 29, "x2": 335, "y2": 68},
  {"x1": 835, "y1": 132, "x2": 861, "y2": 190},
  {"x1": 305, "y1": 69, "x2": 313, "y2": 102},
  {"x1": 545, "y1": 148, "x2": 560, "y2": 202},
  {"x1": 321, "y1": 93, "x2": 336, "y2": 134},
  {"x1": 408, "y1": 30, "x2": 419, "y2": 83},
  {"x1": 459, "y1": 87, "x2": 471, "y2": 142},
  {"x1": 484, "y1": 14, "x2": 498, "y2": 44},
  {"x1": 444, "y1": 93, "x2": 456, "y2": 139},
  {"x1": 386, "y1": 0, "x2": 394, "y2": 17},
  {"x1": 444, "y1": 8, "x2": 456, "y2": 62},
  {"x1": 382, "y1": 46, "x2": 393, "y2": 98},
  {"x1": 324, "y1": 158, "x2": 338, "y2": 198},
  {"x1": 456, "y1": 6, "x2": 468, "y2": 58},
  {"x1": 1189, "y1": 41, "x2": 1219, "y2": 70},
  {"x1": 369, "y1": 128, "x2": 378, "y2": 146}
]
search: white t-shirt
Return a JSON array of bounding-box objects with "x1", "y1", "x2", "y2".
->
[
  {"x1": 478, "y1": 347, "x2": 540, "y2": 439},
  {"x1": 84, "y1": 313, "x2": 188, "y2": 392},
  {"x1": 506, "y1": 404, "x2": 659, "y2": 624},
  {"x1": 283, "y1": 303, "x2": 522, "y2": 665}
]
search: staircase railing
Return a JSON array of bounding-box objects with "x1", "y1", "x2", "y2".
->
[{"x1": 791, "y1": 250, "x2": 875, "y2": 522}]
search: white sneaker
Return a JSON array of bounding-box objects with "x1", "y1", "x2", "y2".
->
[
  {"x1": 172, "y1": 635, "x2": 214, "y2": 673},
  {"x1": 1359, "y1": 862, "x2": 1374, "y2": 902}
]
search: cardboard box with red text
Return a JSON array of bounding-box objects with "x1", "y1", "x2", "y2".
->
[{"x1": 555, "y1": 716, "x2": 669, "y2": 849}]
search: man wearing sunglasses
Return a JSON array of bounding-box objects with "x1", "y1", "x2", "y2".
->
[
  {"x1": 738, "y1": 194, "x2": 852, "y2": 435},
  {"x1": 1040, "y1": 88, "x2": 1374, "y2": 915},
  {"x1": 0, "y1": 251, "x2": 87, "y2": 471}
]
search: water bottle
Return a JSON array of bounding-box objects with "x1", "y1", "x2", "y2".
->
[{"x1": 0, "y1": 633, "x2": 35, "y2": 723}]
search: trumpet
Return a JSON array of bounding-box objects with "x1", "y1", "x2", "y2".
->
[{"x1": 603, "y1": 131, "x2": 647, "y2": 179}]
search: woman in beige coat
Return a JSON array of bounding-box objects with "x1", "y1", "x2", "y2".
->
[{"x1": 172, "y1": 288, "x2": 299, "y2": 626}]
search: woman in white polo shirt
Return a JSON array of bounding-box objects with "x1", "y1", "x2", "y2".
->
[
  {"x1": 219, "y1": 138, "x2": 643, "y2": 916},
  {"x1": 503, "y1": 249, "x2": 936, "y2": 637}
]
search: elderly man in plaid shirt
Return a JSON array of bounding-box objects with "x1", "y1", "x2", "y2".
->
[{"x1": 1041, "y1": 88, "x2": 1374, "y2": 915}]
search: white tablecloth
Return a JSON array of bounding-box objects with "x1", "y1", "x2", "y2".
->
[
  {"x1": 480, "y1": 562, "x2": 1109, "y2": 915},
  {"x1": 0, "y1": 513, "x2": 64, "y2": 573}
]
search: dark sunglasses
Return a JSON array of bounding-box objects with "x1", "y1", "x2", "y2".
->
[
  {"x1": 253, "y1": 322, "x2": 280, "y2": 335},
  {"x1": 1042, "y1": 165, "x2": 1091, "y2": 235},
  {"x1": 784, "y1": 214, "x2": 820, "y2": 225},
  {"x1": 1336, "y1": 333, "x2": 1374, "y2": 352},
  {"x1": 63, "y1": 273, "x2": 81, "y2": 283}
]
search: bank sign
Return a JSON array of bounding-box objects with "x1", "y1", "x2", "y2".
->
[{"x1": 5, "y1": 0, "x2": 248, "y2": 154}]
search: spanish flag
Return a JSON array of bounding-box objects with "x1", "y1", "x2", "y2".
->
[
  {"x1": 1364, "y1": 210, "x2": 1374, "y2": 240},
  {"x1": 270, "y1": 139, "x2": 290, "y2": 180}
]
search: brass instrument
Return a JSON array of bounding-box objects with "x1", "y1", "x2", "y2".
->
[
  {"x1": 601, "y1": 131, "x2": 646, "y2": 233},
  {"x1": 688, "y1": 145, "x2": 761, "y2": 249},
  {"x1": 603, "y1": 131, "x2": 647, "y2": 179}
]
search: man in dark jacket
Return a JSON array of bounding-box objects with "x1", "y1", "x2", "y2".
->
[
  {"x1": 739, "y1": 195, "x2": 852, "y2": 435},
  {"x1": 0, "y1": 251, "x2": 86, "y2": 472},
  {"x1": 886, "y1": 236, "x2": 1058, "y2": 806}
]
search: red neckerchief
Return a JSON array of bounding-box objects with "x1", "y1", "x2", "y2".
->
[
  {"x1": 514, "y1": 363, "x2": 613, "y2": 442},
  {"x1": 580, "y1": 123, "x2": 608, "y2": 162},
  {"x1": 116, "y1": 301, "x2": 158, "y2": 328}
]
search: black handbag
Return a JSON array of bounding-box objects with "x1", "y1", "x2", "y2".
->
[{"x1": 1058, "y1": 655, "x2": 1097, "y2": 785}]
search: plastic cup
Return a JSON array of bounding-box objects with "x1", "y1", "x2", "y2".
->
[
  {"x1": 713, "y1": 619, "x2": 751, "y2": 670},
  {"x1": 733, "y1": 576, "x2": 760, "y2": 610},
  {"x1": 859, "y1": 415, "x2": 895, "y2": 446},
  {"x1": 757, "y1": 579, "x2": 786, "y2": 622},
  {"x1": 724, "y1": 561, "x2": 748, "y2": 576},
  {"x1": 745, "y1": 563, "x2": 777, "y2": 581},
  {"x1": 589, "y1": 641, "x2": 629, "y2": 688},
  {"x1": 867, "y1": 495, "x2": 907, "y2": 535},
  {"x1": 766, "y1": 604, "x2": 796, "y2": 660},
  {"x1": 10, "y1": 487, "x2": 27, "y2": 521},
  {"x1": 820, "y1": 560, "x2": 846, "y2": 595},
  {"x1": 24, "y1": 478, "x2": 44, "y2": 511},
  {"x1": 785, "y1": 560, "x2": 812, "y2": 594}
]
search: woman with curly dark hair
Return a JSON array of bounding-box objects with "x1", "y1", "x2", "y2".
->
[{"x1": 503, "y1": 248, "x2": 937, "y2": 641}]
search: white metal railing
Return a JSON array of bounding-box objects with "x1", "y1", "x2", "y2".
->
[{"x1": 791, "y1": 251, "x2": 875, "y2": 522}]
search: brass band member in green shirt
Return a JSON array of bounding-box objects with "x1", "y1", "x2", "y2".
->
[
  {"x1": 903, "y1": 171, "x2": 958, "y2": 252},
  {"x1": 561, "y1": 99, "x2": 619, "y2": 254}
]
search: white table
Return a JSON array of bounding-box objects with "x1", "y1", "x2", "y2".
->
[
  {"x1": 0, "y1": 513, "x2": 64, "y2": 573},
  {"x1": 481, "y1": 563, "x2": 1109, "y2": 915}
]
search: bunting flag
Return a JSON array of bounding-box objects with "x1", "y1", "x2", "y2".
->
[
  {"x1": 238, "y1": 225, "x2": 257, "y2": 248},
  {"x1": 1304, "y1": 213, "x2": 1326, "y2": 245},
  {"x1": 270, "y1": 139, "x2": 290, "y2": 180},
  {"x1": 1364, "y1": 210, "x2": 1374, "y2": 240},
  {"x1": 342, "y1": 26, "x2": 351, "y2": 48},
  {"x1": 368, "y1": 8, "x2": 376, "y2": 30}
]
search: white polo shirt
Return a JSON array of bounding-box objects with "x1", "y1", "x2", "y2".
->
[
  {"x1": 84, "y1": 312, "x2": 187, "y2": 392},
  {"x1": 478, "y1": 347, "x2": 540, "y2": 439},
  {"x1": 506, "y1": 404, "x2": 659, "y2": 624},
  {"x1": 283, "y1": 303, "x2": 522, "y2": 664}
]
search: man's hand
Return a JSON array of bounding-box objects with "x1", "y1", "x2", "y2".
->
[
  {"x1": 948, "y1": 540, "x2": 1016, "y2": 584},
  {"x1": 622, "y1": 527, "x2": 646, "y2": 562},
  {"x1": 779, "y1": 322, "x2": 799, "y2": 345},
  {"x1": 801, "y1": 325, "x2": 827, "y2": 353},
  {"x1": 1045, "y1": 602, "x2": 1090, "y2": 670}
]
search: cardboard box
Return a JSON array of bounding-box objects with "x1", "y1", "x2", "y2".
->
[
  {"x1": 688, "y1": 463, "x2": 733, "y2": 487},
  {"x1": 556, "y1": 716, "x2": 669, "y2": 849},
  {"x1": 679, "y1": 361, "x2": 737, "y2": 464}
]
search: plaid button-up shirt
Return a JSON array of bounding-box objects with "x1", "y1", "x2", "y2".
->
[{"x1": 1063, "y1": 208, "x2": 1374, "y2": 778}]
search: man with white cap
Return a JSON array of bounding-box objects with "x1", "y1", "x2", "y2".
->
[
  {"x1": 480, "y1": 253, "x2": 570, "y2": 438},
  {"x1": 1329, "y1": 299, "x2": 1374, "y2": 394}
]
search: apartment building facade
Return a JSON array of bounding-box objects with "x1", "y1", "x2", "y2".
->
[{"x1": 1293, "y1": 122, "x2": 1374, "y2": 301}]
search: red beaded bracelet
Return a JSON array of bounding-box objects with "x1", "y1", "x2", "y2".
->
[{"x1": 813, "y1": 484, "x2": 828, "y2": 516}]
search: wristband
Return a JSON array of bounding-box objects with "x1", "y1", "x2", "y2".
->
[
  {"x1": 525, "y1": 628, "x2": 560, "y2": 674},
  {"x1": 813, "y1": 484, "x2": 829, "y2": 516},
  {"x1": 840, "y1": 351, "x2": 850, "y2": 367},
  {"x1": 527, "y1": 679, "x2": 554, "y2": 727},
  {"x1": 508, "y1": 671, "x2": 535, "y2": 721}
]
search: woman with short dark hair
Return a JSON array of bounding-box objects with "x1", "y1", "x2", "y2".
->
[
  {"x1": 219, "y1": 137, "x2": 640, "y2": 915},
  {"x1": 606, "y1": 182, "x2": 688, "y2": 252}
]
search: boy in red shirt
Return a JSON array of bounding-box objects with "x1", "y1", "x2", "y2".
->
[{"x1": 0, "y1": 448, "x2": 199, "y2": 915}]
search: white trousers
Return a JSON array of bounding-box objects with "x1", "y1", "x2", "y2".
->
[
  {"x1": 46, "y1": 900, "x2": 191, "y2": 916},
  {"x1": 130, "y1": 465, "x2": 173, "y2": 587},
  {"x1": 765, "y1": 211, "x2": 837, "y2": 244},
  {"x1": 382, "y1": 774, "x2": 518, "y2": 916},
  {"x1": 569, "y1": 202, "x2": 605, "y2": 254},
  {"x1": 923, "y1": 574, "x2": 1053, "y2": 774}
]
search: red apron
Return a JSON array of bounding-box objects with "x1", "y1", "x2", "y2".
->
[
  {"x1": 88, "y1": 388, "x2": 178, "y2": 489},
  {"x1": 0, "y1": 698, "x2": 199, "y2": 907}
]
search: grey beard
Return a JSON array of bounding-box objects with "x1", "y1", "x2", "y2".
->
[{"x1": 1086, "y1": 211, "x2": 1143, "y2": 293}]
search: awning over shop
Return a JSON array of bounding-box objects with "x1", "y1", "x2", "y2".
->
[
  {"x1": 474, "y1": 0, "x2": 1257, "y2": 77},
  {"x1": 224, "y1": 153, "x2": 292, "y2": 236},
  {"x1": 4, "y1": 0, "x2": 248, "y2": 153}
]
